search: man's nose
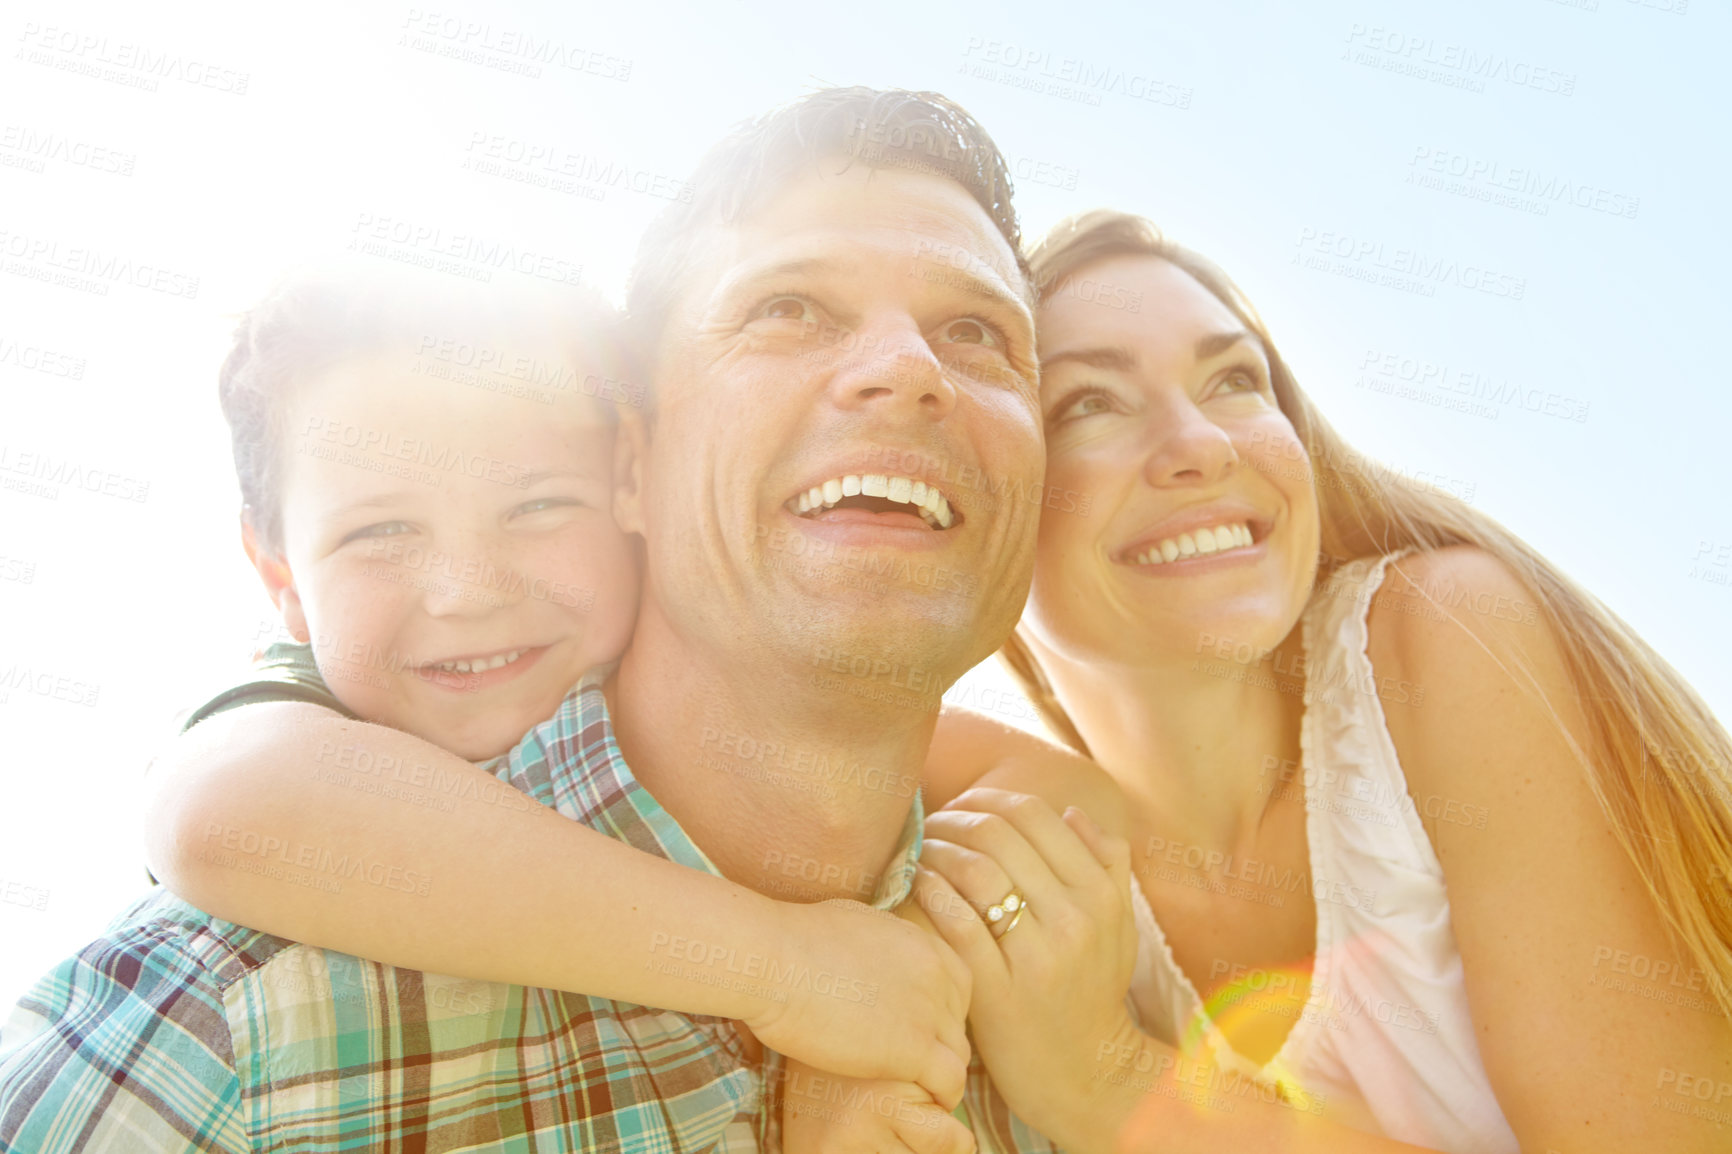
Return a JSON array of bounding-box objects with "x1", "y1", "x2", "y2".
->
[
  {"x1": 824, "y1": 318, "x2": 958, "y2": 419},
  {"x1": 1140, "y1": 395, "x2": 1238, "y2": 488}
]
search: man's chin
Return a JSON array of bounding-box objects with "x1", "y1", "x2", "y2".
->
[{"x1": 781, "y1": 614, "x2": 979, "y2": 714}]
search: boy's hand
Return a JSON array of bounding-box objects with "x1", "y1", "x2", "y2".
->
[
  {"x1": 781, "y1": 1057, "x2": 976, "y2": 1154},
  {"x1": 746, "y1": 899, "x2": 972, "y2": 1109}
]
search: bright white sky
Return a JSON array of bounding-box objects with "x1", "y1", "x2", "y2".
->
[{"x1": 2, "y1": 0, "x2": 1727, "y2": 1002}]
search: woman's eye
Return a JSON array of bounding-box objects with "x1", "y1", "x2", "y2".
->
[
  {"x1": 1217, "y1": 368, "x2": 1263, "y2": 395},
  {"x1": 757, "y1": 295, "x2": 817, "y2": 324},
  {"x1": 935, "y1": 318, "x2": 1000, "y2": 348},
  {"x1": 1050, "y1": 390, "x2": 1115, "y2": 424}
]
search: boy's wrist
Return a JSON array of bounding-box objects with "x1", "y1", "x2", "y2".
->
[{"x1": 724, "y1": 891, "x2": 804, "y2": 1030}]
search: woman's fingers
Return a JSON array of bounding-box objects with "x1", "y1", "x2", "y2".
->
[
  {"x1": 910, "y1": 866, "x2": 1008, "y2": 989},
  {"x1": 919, "y1": 837, "x2": 1048, "y2": 963},
  {"x1": 933, "y1": 788, "x2": 1107, "y2": 893},
  {"x1": 1063, "y1": 806, "x2": 1133, "y2": 884},
  {"x1": 923, "y1": 814, "x2": 1068, "y2": 918},
  {"x1": 917, "y1": 839, "x2": 1018, "y2": 920}
]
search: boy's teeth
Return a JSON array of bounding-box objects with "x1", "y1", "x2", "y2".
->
[
  {"x1": 785, "y1": 473, "x2": 956, "y2": 529},
  {"x1": 433, "y1": 648, "x2": 525, "y2": 674},
  {"x1": 1132, "y1": 523, "x2": 1255, "y2": 566}
]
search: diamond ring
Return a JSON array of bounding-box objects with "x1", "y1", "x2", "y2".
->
[{"x1": 985, "y1": 890, "x2": 1027, "y2": 939}]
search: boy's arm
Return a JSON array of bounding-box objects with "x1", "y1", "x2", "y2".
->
[
  {"x1": 145, "y1": 701, "x2": 971, "y2": 1104},
  {"x1": 925, "y1": 705, "x2": 1127, "y2": 840},
  {"x1": 148, "y1": 701, "x2": 783, "y2": 1012}
]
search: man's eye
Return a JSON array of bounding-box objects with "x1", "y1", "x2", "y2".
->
[
  {"x1": 757, "y1": 295, "x2": 817, "y2": 324},
  {"x1": 934, "y1": 318, "x2": 1001, "y2": 348},
  {"x1": 512, "y1": 498, "x2": 578, "y2": 518}
]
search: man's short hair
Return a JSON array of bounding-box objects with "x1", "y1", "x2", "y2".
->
[{"x1": 625, "y1": 86, "x2": 1027, "y2": 357}]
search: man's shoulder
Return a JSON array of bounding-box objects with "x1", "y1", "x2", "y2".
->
[
  {"x1": 5, "y1": 888, "x2": 297, "y2": 1042},
  {"x1": 0, "y1": 889, "x2": 266, "y2": 1152}
]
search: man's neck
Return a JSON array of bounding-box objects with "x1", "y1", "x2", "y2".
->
[{"x1": 604, "y1": 598, "x2": 939, "y2": 904}]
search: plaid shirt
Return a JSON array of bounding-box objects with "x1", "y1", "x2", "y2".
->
[{"x1": 0, "y1": 668, "x2": 1058, "y2": 1153}]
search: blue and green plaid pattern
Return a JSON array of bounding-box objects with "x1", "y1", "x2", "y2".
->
[{"x1": 0, "y1": 666, "x2": 1057, "y2": 1152}]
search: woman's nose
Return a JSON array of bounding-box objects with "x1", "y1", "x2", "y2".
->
[{"x1": 1139, "y1": 397, "x2": 1238, "y2": 489}]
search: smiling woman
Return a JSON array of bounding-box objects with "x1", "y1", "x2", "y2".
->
[{"x1": 949, "y1": 210, "x2": 1732, "y2": 1153}]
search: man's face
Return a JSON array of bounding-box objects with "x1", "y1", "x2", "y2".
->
[{"x1": 632, "y1": 164, "x2": 1043, "y2": 695}]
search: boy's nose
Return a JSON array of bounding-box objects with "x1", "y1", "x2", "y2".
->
[{"x1": 418, "y1": 540, "x2": 516, "y2": 618}]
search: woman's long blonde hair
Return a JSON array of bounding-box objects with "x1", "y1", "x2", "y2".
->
[{"x1": 1003, "y1": 209, "x2": 1732, "y2": 1016}]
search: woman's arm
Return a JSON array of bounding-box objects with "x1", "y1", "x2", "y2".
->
[
  {"x1": 144, "y1": 700, "x2": 971, "y2": 1105},
  {"x1": 927, "y1": 704, "x2": 1129, "y2": 840},
  {"x1": 1370, "y1": 547, "x2": 1732, "y2": 1154}
]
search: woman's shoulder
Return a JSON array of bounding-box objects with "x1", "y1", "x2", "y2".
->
[
  {"x1": 1364, "y1": 545, "x2": 1563, "y2": 700},
  {"x1": 1361, "y1": 545, "x2": 1589, "y2": 837}
]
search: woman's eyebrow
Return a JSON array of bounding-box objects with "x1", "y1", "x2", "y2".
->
[
  {"x1": 1040, "y1": 346, "x2": 1137, "y2": 373},
  {"x1": 1194, "y1": 329, "x2": 1259, "y2": 360}
]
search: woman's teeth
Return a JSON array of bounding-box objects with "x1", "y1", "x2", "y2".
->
[
  {"x1": 790, "y1": 474, "x2": 954, "y2": 529},
  {"x1": 1133, "y1": 523, "x2": 1254, "y2": 565},
  {"x1": 432, "y1": 648, "x2": 525, "y2": 674}
]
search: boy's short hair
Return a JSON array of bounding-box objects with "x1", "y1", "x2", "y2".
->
[{"x1": 218, "y1": 264, "x2": 630, "y2": 551}]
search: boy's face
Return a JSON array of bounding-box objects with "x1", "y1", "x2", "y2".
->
[{"x1": 258, "y1": 344, "x2": 638, "y2": 760}]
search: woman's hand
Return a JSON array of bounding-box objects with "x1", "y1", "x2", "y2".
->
[
  {"x1": 913, "y1": 787, "x2": 1142, "y2": 1152},
  {"x1": 781, "y1": 1057, "x2": 976, "y2": 1154},
  {"x1": 747, "y1": 898, "x2": 973, "y2": 1111}
]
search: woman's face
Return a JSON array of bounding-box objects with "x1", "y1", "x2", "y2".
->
[{"x1": 1023, "y1": 255, "x2": 1321, "y2": 671}]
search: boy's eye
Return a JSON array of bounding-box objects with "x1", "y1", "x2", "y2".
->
[
  {"x1": 342, "y1": 520, "x2": 414, "y2": 545},
  {"x1": 934, "y1": 318, "x2": 1001, "y2": 348}
]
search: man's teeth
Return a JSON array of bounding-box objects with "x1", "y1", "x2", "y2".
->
[
  {"x1": 792, "y1": 474, "x2": 954, "y2": 529},
  {"x1": 432, "y1": 648, "x2": 525, "y2": 674},
  {"x1": 1132, "y1": 523, "x2": 1255, "y2": 565}
]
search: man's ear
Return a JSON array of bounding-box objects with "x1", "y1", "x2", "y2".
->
[
  {"x1": 240, "y1": 515, "x2": 310, "y2": 644},
  {"x1": 611, "y1": 411, "x2": 651, "y2": 537}
]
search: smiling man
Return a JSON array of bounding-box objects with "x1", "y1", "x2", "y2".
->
[
  {"x1": 610, "y1": 92, "x2": 1045, "y2": 915},
  {"x1": 0, "y1": 89, "x2": 1062, "y2": 1153}
]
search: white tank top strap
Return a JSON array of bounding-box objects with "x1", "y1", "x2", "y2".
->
[{"x1": 1298, "y1": 548, "x2": 1439, "y2": 877}]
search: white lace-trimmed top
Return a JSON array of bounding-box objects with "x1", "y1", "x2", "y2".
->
[{"x1": 1125, "y1": 552, "x2": 1520, "y2": 1153}]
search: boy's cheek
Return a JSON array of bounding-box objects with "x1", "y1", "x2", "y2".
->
[
  {"x1": 541, "y1": 525, "x2": 640, "y2": 601},
  {"x1": 309, "y1": 567, "x2": 418, "y2": 631}
]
